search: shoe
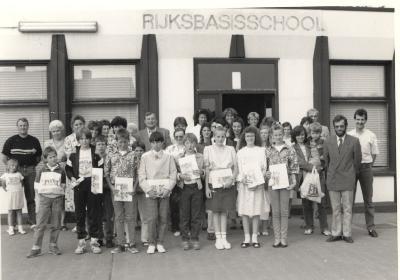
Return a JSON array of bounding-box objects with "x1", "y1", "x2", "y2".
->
[
  {"x1": 111, "y1": 245, "x2": 125, "y2": 254},
  {"x1": 252, "y1": 242, "x2": 261, "y2": 248},
  {"x1": 173, "y1": 231, "x2": 181, "y2": 237},
  {"x1": 241, "y1": 242, "x2": 251, "y2": 248},
  {"x1": 71, "y1": 226, "x2": 77, "y2": 233},
  {"x1": 26, "y1": 249, "x2": 41, "y2": 258},
  {"x1": 321, "y1": 229, "x2": 331, "y2": 236},
  {"x1": 147, "y1": 244, "x2": 156, "y2": 254},
  {"x1": 343, "y1": 236, "x2": 354, "y2": 243},
  {"x1": 280, "y1": 243, "x2": 288, "y2": 248},
  {"x1": 97, "y1": 240, "x2": 104, "y2": 247},
  {"x1": 156, "y1": 244, "x2": 166, "y2": 253},
  {"x1": 207, "y1": 232, "x2": 216, "y2": 241},
  {"x1": 215, "y1": 239, "x2": 224, "y2": 250},
  {"x1": 127, "y1": 244, "x2": 139, "y2": 254},
  {"x1": 106, "y1": 240, "x2": 115, "y2": 248},
  {"x1": 48, "y1": 245, "x2": 62, "y2": 255},
  {"x1": 85, "y1": 235, "x2": 91, "y2": 241},
  {"x1": 60, "y1": 225, "x2": 68, "y2": 231},
  {"x1": 182, "y1": 241, "x2": 190, "y2": 250},
  {"x1": 75, "y1": 239, "x2": 86, "y2": 254},
  {"x1": 326, "y1": 236, "x2": 342, "y2": 242},
  {"x1": 304, "y1": 229, "x2": 313, "y2": 235},
  {"x1": 221, "y1": 239, "x2": 231, "y2": 250},
  {"x1": 7, "y1": 227, "x2": 14, "y2": 236},
  {"x1": 368, "y1": 229, "x2": 378, "y2": 238},
  {"x1": 90, "y1": 239, "x2": 102, "y2": 254},
  {"x1": 142, "y1": 241, "x2": 149, "y2": 247},
  {"x1": 272, "y1": 242, "x2": 281, "y2": 248},
  {"x1": 192, "y1": 241, "x2": 200, "y2": 250},
  {"x1": 261, "y1": 231, "x2": 269, "y2": 236},
  {"x1": 30, "y1": 224, "x2": 36, "y2": 230}
]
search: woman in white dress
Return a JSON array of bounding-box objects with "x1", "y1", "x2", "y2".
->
[{"x1": 236, "y1": 126, "x2": 270, "y2": 248}]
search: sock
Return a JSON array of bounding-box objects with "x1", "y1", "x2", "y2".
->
[
  {"x1": 18, "y1": 225, "x2": 24, "y2": 231},
  {"x1": 215, "y1": 232, "x2": 221, "y2": 240},
  {"x1": 8, "y1": 226, "x2": 13, "y2": 231},
  {"x1": 252, "y1": 233, "x2": 258, "y2": 243},
  {"x1": 244, "y1": 234, "x2": 251, "y2": 243},
  {"x1": 221, "y1": 232, "x2": 227, "y2": 241},
  {"x1": 32, "y1": 245, "x2": 40, "y2": 250}
]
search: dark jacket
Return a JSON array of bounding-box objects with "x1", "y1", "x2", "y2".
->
[{"x1": 65, "y1": 146, "x2": 103, "y2": 180}]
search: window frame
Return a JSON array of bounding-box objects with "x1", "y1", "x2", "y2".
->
[{"x1": 328, "y1": 59, "x2": 395, "y2": 176}]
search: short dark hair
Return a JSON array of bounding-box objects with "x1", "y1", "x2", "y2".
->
[
  {"x1": 199, "y1": 122, "x2": 212, "y2": 144},
  {"x1": 16, "y1": 117, "x2": 29, "y2": 126},
  {"x1": 110, "y1": 116, "x2": 127, "y2": 129},
  {"x1": 132, "y1": 141, "x2": 146, "y2": 151},
  {"x1": 70, "y1": 115, "x2": 86, "y2": 128},
  {"x1": 332, "y1": 114, "x2": 348, "y2": 127},
  {"x1": 260, "y1": 116, "x2": 275, "y2": 128},
  {"x1": 43, "y1": 146, "x2": 57, "y2": 159},
  {"x1": 300, "y1": 116, "x2": 313, "y2": 127},
  {"x1": 76, "y1": 127, "x2": 92, "y2": 140},
  {"x1": 173, "y1": 117, "x2": 188, "y2": 128},
  {"x1": 291, "y1": 125, "x2": 308, "y2": 144},
  {"x1": 211, "y1": 117, "x2": 227, "y2": 128},
  {"x1": 88, "y1": 120, "x2": 102, "y2": 135},
  {"x1": 116, "y1": 128, "x2": 130, "y2": 141},
  {"x1": 238, "y1": 126, "x2": 262, "y2": 150},
  {"x1": 282, "y1": 122, "x2": 292, "y2": 130},
  {"x1": 145, "y1": 112, "x2": 156, "y2": 118},
  {"x1": 149, "y1": 131, "x2": 164, "y2": 143},
  {"x1": 173, "y1": 128, "x2": 186, "y2": 137},
  {"x1": 354, "y1": 108, "x2": 368, "y2": 121},
  {"x1": 100, "y1": 119, "x2": 111, "y2": 128},
  {"x1": 193, "y1": 109, "x2": 211, "y2": 125}
]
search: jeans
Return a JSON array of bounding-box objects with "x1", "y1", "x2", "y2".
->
[
  {"x1": 145, "y1": 196, "x2": 169, "y2": 245},
  {"x1": 33, "y1": 194, "x2": 63, "y2": 247},
  {"x1": 302, "y1": 196, "x2": 329, "y2": 231},
  {"x1": 113, "y1": 197, "x2": 137, "y2": 245},
  {"x1": 169, "y1": 187, "x2": 181, "y2": 232},
  {"x1": 329, "y1": 190, "x2": 354, "y2": 237},
  {"x1": 179, "y1": 184, "x2": 204, "y2": 241},
  {"x1": 136, "y1": 193, "x2": 148, "y2": 242},
  {"x1": 354, "y1": 163, "x2": 375, "y2": 230},
  {"x1": 74, "y1": 178, "x2": 103, "y2": 239},
  {"x1": 269, "y1": 186, "x2": 290, "y2": 243},
  {"x1": 98, "y1": 189, "x2": 114, "y2": 241},
  {"x1": 20, "y1": 166, "x2": 36, "y2": 224}
]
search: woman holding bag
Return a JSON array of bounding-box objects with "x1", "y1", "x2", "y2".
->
[{"x1": 291, "y1": 125, "x2": 330, "y2": 236}]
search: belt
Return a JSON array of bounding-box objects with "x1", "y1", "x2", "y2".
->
[{"x1": 360, "y1": 163, "x2": 373, "y2": 167}]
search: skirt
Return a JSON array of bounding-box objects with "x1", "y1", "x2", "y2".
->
[
  {"x1": 237, "y1": 183, "x2": 269, "y2": 218},
  {"x1": 206, "y1": 186, "x2": 235, "y2": 213},
  {"x1": 8, "y1": 190, "x2": 24, "y2": 210}
]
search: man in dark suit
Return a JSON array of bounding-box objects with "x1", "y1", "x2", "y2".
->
[
  {"x1": 136, "y1": 112, "x2": 172, "y2": 151},
  {"x1": 323, "y1": 114, "x2": 361, "y2": 243}
]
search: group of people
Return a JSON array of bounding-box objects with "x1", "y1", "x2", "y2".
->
[{"x1": 0, "y1": 106, "x2": 379, "y2": 258}]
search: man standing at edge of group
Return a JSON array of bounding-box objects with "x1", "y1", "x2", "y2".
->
[
  {"x1": 324, "y1": 114, "x2": 361, "y2": 243},
  {"x1": 1, "y1": 118, "x2": 42, "y2": 228},
  {"x1": 348, "y1": 108, "x2": 379, "y2": 238},
  {"x1": 307, "y1": 108, "x2": 330, "y2": 140},
  {"x1": 135, "y1": 112, "x2": 172, "y2": 151}
]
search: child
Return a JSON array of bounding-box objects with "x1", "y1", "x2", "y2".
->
[
  {"x1": 138, "y1": 131, "x2": 177, "y2": 254},
  {"x1": 65, "y1": 128, "x2": 104, "y2": 254},
  {"x1": 0, "y1": 158, "x2": 26, "y2": 236},
  {"x1": 94, "y1": 135, "x2": 115, "y2": 248},
  {"x1": 132, "y1": 141, "x2": 148, "y2": 246},
  {"x1": 259, "y1": 126, "x2": 272, "y2": 235},
  {"x1": 105, "y1": 129, "x2": 139, "y2": 254},
  {"x1": 266, "y1": 123, "x2": 298, "y2": 248},
  {"x1": 26, "y1": 146, "x2": 66, "y2": 258},
  {"x1": 176, "y1": 133, "x2": 205, "y2": 250},
  {"x1": 127, "y1": 122, "x2": 138, "y2": 146},
  {"x1": 204, "y1": 126, "x2": 238, "y2": 250}
]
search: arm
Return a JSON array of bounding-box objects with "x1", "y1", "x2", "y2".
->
[
  {"x1": 104, "y1": 155, "x2": 114, "y2": 192},
  {"x1": 1, "y1": 153, "x2": 8, "y2": 165},
  {"x1": 65, "y1": 153, "x2": 76, "y2": 180},
  {"x1": 354, "y1": 138, "x2": 362, "y2": 174},
  {"x1": 34, "y1": 138, "x2": 43, "y2": 165},
  {"x1": 138, "y1": 156, "x2": 150, "y2": 193},
  {"x1": 166, "y1": 155, "x2": 177, "y2": 191}
]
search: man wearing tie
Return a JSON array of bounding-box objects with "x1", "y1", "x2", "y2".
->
[{"x1": 323, "y1": 115, "x2": 361, "y2": 243}]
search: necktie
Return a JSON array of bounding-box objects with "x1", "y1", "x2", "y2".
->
[{"x1": 338, "y1": 138, "x2": 343, "y2": 154}]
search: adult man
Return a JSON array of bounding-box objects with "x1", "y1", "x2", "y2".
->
[
  {"x1": 1, "y1": 118, "x2": 42, "y2": 227},
  {"x1": 307, "y1": 108, "x2": 330, "y2": 140},
  {"x1": 135, "y1": 112, "x2": 172, "y2": 151},
  {"x1": 323, "y1": 115, "x2": 361, "y2": 243},
  {"x1": 348, "y1": 108, "x2": 379, "y2": 238}
]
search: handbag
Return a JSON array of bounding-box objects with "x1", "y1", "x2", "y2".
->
[{"x1": 300, "y1": 167, "x2": 324, "y2": 203}]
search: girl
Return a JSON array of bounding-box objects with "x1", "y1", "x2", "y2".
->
[
  {"x1": 259, "y1": 126, "x2": 272, "y2": 235},
  {"x1": 222, "y1": 108, "x2": 238, "y2": 128},
  {"x1": 204, "y1": 126, "x2": 238, "y2": 250},
  {"x1": 266, "y1": 123, "x2": 298, "y2": 248},
  {"x1": 282, "y1": 122, "x2": 293, "y2": 146},
  {"x1": 1, "y1": 158, "x2": 26, "y2": 235},
  {"x1": 236, "y1": 127, "x2": 269, "y2": 248},
  {"x1": 197, "y1": 122, "x2": 212, "y2": 154},
  {"x1": 247, "y1": 112, "x2": 260, "y2": 128}
]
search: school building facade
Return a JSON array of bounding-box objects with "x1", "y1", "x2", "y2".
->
[{"x1": 0, "y1": 7, "x2": 396, "y2": 214}]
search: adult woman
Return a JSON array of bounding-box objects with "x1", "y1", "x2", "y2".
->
[
  {"x1": 44, "y1": 120, "x2": 68, "y2": 230},
  {"x1": 187, "y1": 109, "x2": 210, "y2": 141},
  {"x1": 247, "y1": 112, "x2": 260, "y2": 128},
  {"x1": 229, "y1": 117, "x2": 245, "y2": 151},
  {"x1": 197, "y1": 122, "x2": 212, "y2": 154}
]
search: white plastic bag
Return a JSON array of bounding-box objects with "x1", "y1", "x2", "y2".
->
[{"x1": 300, "y1": 167, "x2": 324, "y2": 203}]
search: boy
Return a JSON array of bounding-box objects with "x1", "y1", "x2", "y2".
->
[
  {"x1": 27, "y1": 146, "x2": 66, "y2": 258},
  {"x1": 176, "y1": 133, "x2": 205, "y2": 250},
  {"x1": 95, "y1": 135, "x2": 115, "y2": 248},
  {"x1": 104, "y1": 129, "x2": 139, "y2": 254},
  {"x1": 138, "y1": 131, "x2": 177, "y2": 254}
]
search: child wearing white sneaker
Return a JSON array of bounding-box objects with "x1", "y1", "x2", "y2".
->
[
  {"x1": 0, "y1": 158, "x2": 26, "y2": 236},
  {"x1": 204, "y1": 126, "x2": 238, "y2": 250}
]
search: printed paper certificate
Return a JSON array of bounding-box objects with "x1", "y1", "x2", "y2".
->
[
  {"x1": 114, "y1": 177, "x2": 133, "y2": 202},
  {"x1": 269, "y1": 163, "x2": 290, "y2": 190},
  {"x1": 146, "y1": 179, "x2": 170, "y2": 197},
  {"x1": 209, "y1": 168, "x2": 233, "y2": 189},
  {"x1": 91, "y1": 168, "x2": 103, "y2": 194},
  {"x1": 178, "y1": 155, "x2": 200, "y2": 180},
  {"x1": 38, "y1": 172, "x2": 63, "y2": 194},
  {"x1": 242, "y1": 164, "x2": 265, "y2": 189}
]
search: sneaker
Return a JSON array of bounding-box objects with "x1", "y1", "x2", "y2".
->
[
  {"x1": 49, "y1": 245, "x2": 62, "y2": 255},
  {"x1": 18, "y1": 226, "x2": 26, "y2": 234},
  {"x1": 127, "y1": 244, "x2": 139, "y2": 254},
  {"x1": 321, "y1": 229, "x2": 331, "y2": 236},
  {"x1": 71, "y1": 226, "x2": 77, "y2": 233},
  {"x1": 182, "y1": 241, "x2": 190, "y2": 250},
  {"x1": 261, "y1": 231, "x2": 269, "y2": 236},
  {"x1": 221, "y1": 239, "x2": 231, "y2": 250},
  {"x1": 192, "y1": 241, "x2": 200, "y2": 250},
  {"x1": 147, "y1": 244, "x2": 156, "y2": 254},
  {"x1": 156, "y1": 244, "x2": 166, "y2": 253},
  {"x1": 106, "y1": 240, "x2": 115, "y2": 248},
  {"x1": 215, "y1": 239, "x2": 224, "y2": 250},
  {"x1": 304, "y1": 229, "x2": 313, "y2": 235},
  {"x1": 173, "y1": 231, "x2": 181, "y2": 237},
  {"x1": 7, "y1": 227, "x2": 14, "y2": 236},
  {"x1": 26, "y1": 249, "x2": 41, "y2": 258},
  {"x1": 111, "y1": 245, "x2": 125, "y2": 254},
  {"x1": 90, "y1": 239, "x2": 102, "y2": 254},
  {"x1": 75, "y1": 239, "x2": 86, "y2": 254}
]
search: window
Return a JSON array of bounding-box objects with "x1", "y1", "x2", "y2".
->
[
  {"x1": 329, "y1": 63, "x2": 390, "y2": 168},
  {"x1": 0, "y1": 63, "x2": 50, "y2": 174},
  {"x1": 71, "y1": 62, "x2": 139, "y2": 126}
]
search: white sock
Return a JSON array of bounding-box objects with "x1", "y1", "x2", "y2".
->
[
  {"x1": 221, "y1": 232, "x2": 227, "y2": 241},
  {"x1": 252, "y1": 233, "x2": 258, "y2": 243},
  {"x1": 215, "y1": 232, "x2": 221, "y2": 240},
  {"x1": 32, "y1": 245, "x2": 40, "y2": 250},
  {"x1": 244, "y1": 234, "x2": 251, "y2": 243}
]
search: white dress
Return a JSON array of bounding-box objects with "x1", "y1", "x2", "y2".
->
[
  {"x1": 1, "y1": 172, "x2": 25, "y2": 210},
  {"x1": 236, "y1": 146, "x2": 270, "y2": 217}
]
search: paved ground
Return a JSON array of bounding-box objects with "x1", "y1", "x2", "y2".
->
[{"x1": 0, "y1": 213, "x2": 397, "y2": 280}]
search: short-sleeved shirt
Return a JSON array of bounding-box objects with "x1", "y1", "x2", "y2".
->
[
  {"x1": 203, "y1": 144, "x2": 236, "y2": 184},
  {"x1": 265, "y1": 144, "x2": 299, "y2": 177},
  {"x1": 348, "y1": 128, "x2": 379, "y2": 163},
  {"x1": 2, "y1": 134, "x2": 42, "y2": 166},
  {"x1": 0, "y1": 172, "x2": 24, "y2": 192}
]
